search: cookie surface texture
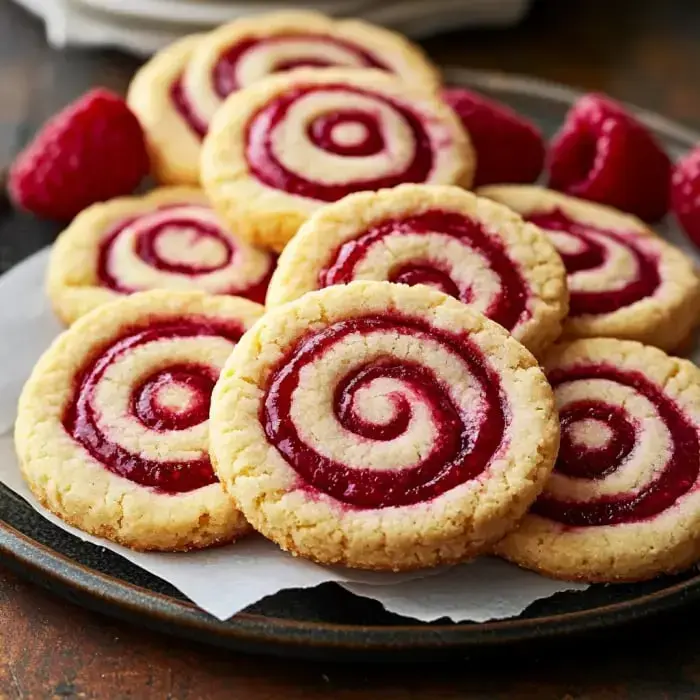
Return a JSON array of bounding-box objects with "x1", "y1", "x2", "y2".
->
[
  {"x1": 496, "y1": 338, "x2": 700, "y2": 582},
  {"x1": 266, "y1": 184, "x2": 568, "y2": 357},
  {"x1": 15, "y1": 290, "x2": 264, "y2": 551},
  {"x1": 209, "y1": 281, "x2": 559, "y2": 570},
  {"x1": 47, "y1": 186, "x2": 275, "y2": 325},
  {"x1": 479, "y1": 185, "x2": 700, "y2": 351},
  {"x1": 202, "y1": 68, "x2": 474, "y2": 252}
]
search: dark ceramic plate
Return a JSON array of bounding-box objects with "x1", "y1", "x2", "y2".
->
[{"x1": 2, "y1": 69, "x2": 700, "y2": 662}]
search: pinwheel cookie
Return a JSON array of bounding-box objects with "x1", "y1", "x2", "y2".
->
[
  {"x1": 15, "y1": 290, "x2": 264, "y2": 551},
  {"x1": 127, "y1": 11, "x2": 440, "y2": 185},
  {"x1": 47, "y1": 187, "x2": 275, "y2": 325},
  {"x1": 479, "y1": 185, "x2": 700, "y2": 352},
  {"x1": 266, "y1": 184, "x2": 568, "y2": 357},
  {"x1": 202, "y1": 68, "x2": 474, "y2": 251},
  {"x1": 209, "y1": 281, "x2": 560, "y2": 570},
  {"x1": 497, "y1": 338, "x2": 700, "y2": 582}
]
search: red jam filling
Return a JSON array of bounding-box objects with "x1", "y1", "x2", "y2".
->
[
  {"x1": 245, "y1": 84, "x2": 435, "y2": 202},
  {"x1": 527, "y1": 208, "x2": 661, "y2": 316},
  {"x1": 132, "y1": 364, "x2": 217, "y2": 432},
  {"x1": 556, "y1": 401, "x2": 636, "y2": 480},
  {"x1": 532, "y1": 365, "x2": 699, "y2": 526},
  {"x1": 97, "y1": 207, "x2": 273, "y2": 304},
  {"x1": 262, "y1": 315, "x2": 508, "y2": 508},
  {"x1": 63, "y1": 320, "x2": 243, "y2": 494},
  {"x1": 170, "y1": 77, "x2": 208, "y2": 139},
  {"x1": 319, "y1": 211, "x2": 530, "y2": 332},
  {"x1": 272, "y1": 58, "x2": 334, "y2": 71},
  {"x1": 308, "y1": 110, "x2": 385, "y2": 157},
  {"x1": 212, "y1": 34, "x2": 386, "y2": 96},
  {"x1": 390, "y1": 263, "x2": 463, "y2": 299}
]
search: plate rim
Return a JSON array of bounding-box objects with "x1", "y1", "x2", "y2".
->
[
  {"x1": 2, "y1": 68, "x2": 700, "y2": 658},
  {"x1": 4, "y1": 509, "x2": 700, "y2": 654}
]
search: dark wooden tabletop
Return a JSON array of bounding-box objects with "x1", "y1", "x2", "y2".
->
[{"x1": 1, "y1": 0, "x2": 700, "y2": 697}]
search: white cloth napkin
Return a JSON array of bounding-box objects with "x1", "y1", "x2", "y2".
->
[{"x1": 13, "y1": 0, "x2": 533, "y2": 56}]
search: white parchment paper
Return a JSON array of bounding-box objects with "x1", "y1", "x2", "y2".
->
[{"x1": 0, "y1": 249, "x2": 588, "y2": 621}]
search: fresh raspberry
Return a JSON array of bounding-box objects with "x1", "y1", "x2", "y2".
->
[
  {"x1": 9, "y1": 88, "x2": 149, "y2": 221},
  {"x1": 442, "y1": 87, "x2": 545, "y2": 188},
  {"x1": 548, "y1": 93, "x2": 671, "y2": 221},
  {"x1": 671, "y1": 146, "x2": 700, "y2": 248}
]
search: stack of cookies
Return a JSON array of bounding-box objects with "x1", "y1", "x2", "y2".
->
[{"x1": 14, "y1": 11, "x2": 700, "y2": 585}]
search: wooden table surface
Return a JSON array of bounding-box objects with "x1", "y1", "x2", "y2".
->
[{"x1": 1, "y1": 0, "x2": 700, "y2": 697}]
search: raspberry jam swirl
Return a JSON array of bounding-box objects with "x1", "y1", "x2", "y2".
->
[
  {"x1": 170, "y1": 78, "x2": 208, "y2": 138},
  {"x1": 213, "y1": 34, "x2": 386, "y2": 96},
  {"x1": 63, "y1": 319, "x2": 242, "y2": 494},
  {"x1": 262, "y1": 315, "x2": 509, "y2": 509},
  {"x1": 319, "y1": 210, "x2": 530, "y2": 332},
  {"x1": 527, "y1": 208, "x2": 661, "y2": 316},
  {"x1": 98, "y1": 204, "x2": 274, "y2": 303},
  {"x1": 173, "y1": 33, "x2": 386, "y2": 137},
  {"x1": 246, "y1": 84, "x2": 446, "y2": 202},
  {"x1": 532, "y1": 364, "x2": 699, "y2": 526}
]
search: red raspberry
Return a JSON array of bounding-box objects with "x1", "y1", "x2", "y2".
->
[
  {"x1": 442, "y1": 87, "x2": 545, "y2": 188},
  {"x1": 671, "y1": 146, "x2": 700, "y2": 248},
  {"x1": 9, "y1": 88, "x2": 149, "y2": 221},
  {"x1": 548, "y1": 93, "x2": 671, "y2": 221}
]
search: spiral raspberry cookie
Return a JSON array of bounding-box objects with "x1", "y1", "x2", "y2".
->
[
  {"x1": 479, "y1": 186, "x2": 700, "y2": 351},
  {"x1": 127, "y1": 12, "x2": 440, "y2": 186},
  {"x1": 202, "y1": 69, "x2": 474, "y2": 252},
  {"x1": 496, "y1": 338, "x2": 700, "y2": 582},
  {"x1": 266, "y1": 185, "x2": 568, "y2": 357},
  {"x1": 47, "y1": 187, "x2": 275, "y2": 325},
  {"x1": 209, "y1": 281, "x2": 559, "y2": 570},
  {"x1": 15, "y1": 290, "x2": 264, "y2": 551}
]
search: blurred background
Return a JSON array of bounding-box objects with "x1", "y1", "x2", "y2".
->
[{"x1": 12, "y1": 0, "x2": 536, "y2": 53}]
